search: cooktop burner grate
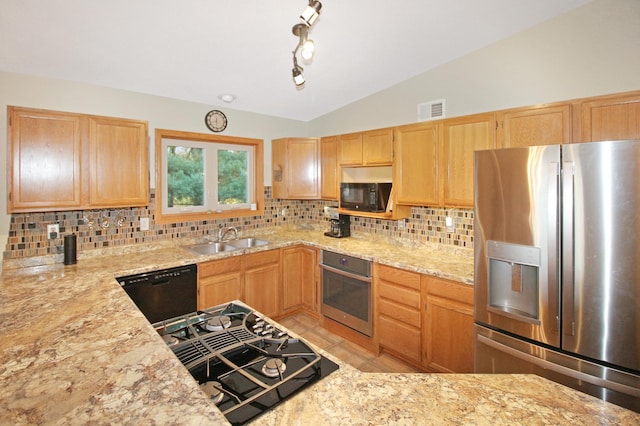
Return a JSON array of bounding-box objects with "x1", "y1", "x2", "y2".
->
[
  {"x1": 153, "y1": 302, "x2": 339, "y2": 425},
  {"x1": 174, "y1": 328, "x2": 257, "y2": 368}
]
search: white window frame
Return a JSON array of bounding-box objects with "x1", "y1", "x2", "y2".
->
[{"x1": 161, "y1": 139, "x2": 254, "y2": 214}]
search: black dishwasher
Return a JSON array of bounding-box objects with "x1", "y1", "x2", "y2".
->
[{"x1": 116, "y1": 264, "x2": 197, "y2": 323}]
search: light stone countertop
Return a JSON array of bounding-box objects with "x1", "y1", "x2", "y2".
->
[{"x1": 1, "y1": 227, "x2": 638, "y2": 425}]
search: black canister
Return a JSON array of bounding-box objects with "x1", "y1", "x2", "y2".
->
[{"x1": 63, "y1": 234, "x2": 77, "y2": 265}]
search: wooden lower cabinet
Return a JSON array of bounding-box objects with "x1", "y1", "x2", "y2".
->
[
  {"x1": 375, "y1": 263, "x2": 422, "y2": 365},
  {"x1": 197, "y1": 249, "x2": 281, "y2": 317},
  {"x1": 422, "y1": 275, "x2": 474, "y2": 373},
  {"x1": 244, "y1": 250, "x2": 281, "y2": 318},
  {"x1": 374, "y1": 263, "x2": 474, "y2": 372},
  {"x1": 197, "y1": 256, "x2": 243, "y2": 310},
  {"x1": 282, "y1": 245, "x2": 318, "y2": 314}
]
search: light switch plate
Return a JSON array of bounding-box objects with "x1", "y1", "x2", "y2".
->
[{"x1": 140, "y1": 217, "x2": 149, "y2": 231}]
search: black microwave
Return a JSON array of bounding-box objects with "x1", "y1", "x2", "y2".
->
[{"x1": 340, "y1": 182, "x2": 392, "y2": 212}]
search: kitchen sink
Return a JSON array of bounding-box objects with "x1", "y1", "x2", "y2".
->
[
  {"x1": 227, "y1": 237, "x2": 270, "y2": 249},
  {"x1": 185, "y1": 241, "x2": 237, "y2": 255}
]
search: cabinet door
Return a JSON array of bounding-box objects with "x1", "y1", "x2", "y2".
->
[
  {"x1": 441, "y1": 113, "x2": 496, "y2": 207},
  {"x1": 422, "y1": 275, "x2": 474, "y2": 373},
  {"x1": 362, "y1": 128, "x2": 393, "y2": 165},
  {"x1": 272, "y1": 138, "x2": 319, "y2": 199},
  {"x1": 576, "y1": 91, "x2": 640, "y2": 142},
  {"x1": 282, "y1": 245, "x2": 318, "y2": 313},
  {"x1": 197, "y1": 257, "x2": 243, "y2": 310},
  {"x1": 497, "y1": 104, "x2": 571, "y2": 148},
  {"x1": 198, "y1": 272, "x2": 242, "y2": 310},
  {"x1": 282, "y1": 246, "x2": 303, "y2": 311},
  {"x1": 88, "y1": 116, "x2": 149, "y2": 207},
  {"x1": 320, "y1": 136, "x2": 338, "y2": 200},
  {"x1": 245, "y1": 265, "x2": 280, "y2": 318},
  {"x1": 8, "y1": 107, "x2": 83, "y2": 212},
  {"x1": 338, "y1": 132, "x2": 363, "y2": 165},
  {"x1": 244, "y1": 250, "x2": 280, "y2": 318},
  {"x1": 300, "y1": 246, "x2": 318, "y2": 312},
  {"x1": 394, "y1": 122, "x2": 440, "y2": 206}
]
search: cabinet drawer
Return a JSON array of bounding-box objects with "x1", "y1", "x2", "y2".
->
[
  {"x1": 378, "y1": 315, "x2": 421, "y2": 362},
  {"x1": 378, "y1": 299, "x2": 420, "y2": 328},
  {"x1": 244, "y1": 249, "x2": 280, "y2": 268},
  {"x1": 378, "y1": 281, "x2": 420, "y2": 310},
  {"x1": 198, "y1": 256, "x2": 242, "y2": 277},
  {"x1": 376, "y1": 264, "x2": 421, "y2": 291}
]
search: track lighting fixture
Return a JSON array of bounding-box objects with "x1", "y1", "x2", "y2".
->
[{"x1": 290, "y1": 1, "x2": 322, "y2": 86}]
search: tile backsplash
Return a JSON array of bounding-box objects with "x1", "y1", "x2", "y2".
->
[{"x1": 4, "y1": 188, "x2": 473, "y2": 260}]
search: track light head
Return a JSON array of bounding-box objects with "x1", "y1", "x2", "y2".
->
[
  {"x1": 300, "y1": 1, "x2": 322, "y2": 27},
  {"x1": 292, "y1": 66, "x2": 305, "y2": 86}
]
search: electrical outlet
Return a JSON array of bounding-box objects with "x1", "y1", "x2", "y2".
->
[
  {"x1": 47, "y1": 224, "x2": 59, "y2": 239},
  {"x1": 445, "y1": 215, "x2": 455, "y2": 232},
  {"x1": 140, "y1": 217, "x2": 150, "y2": 231},
  {"x1": 397, "y1": 218, "x2": 406, "y2": 229}
]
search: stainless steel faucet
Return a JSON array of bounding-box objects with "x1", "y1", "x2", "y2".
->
[{"x1": 217, "y1": 224, "x2": 238, "y2": 242}]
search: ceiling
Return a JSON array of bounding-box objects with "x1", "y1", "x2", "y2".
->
[{"x1": 0, "y1": 0, "x2": 592, "y2": 122}]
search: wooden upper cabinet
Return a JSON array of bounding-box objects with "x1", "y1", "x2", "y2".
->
[
  {"x1": 339, "y1": 128, "x2": 393, "y2": 166},
  {"x1": 88, "y1": 116, "x2": 149, "y2": 207},
  {"x1": 497, "y1": 104, "x2": 571, "y2": 148},
  {"x1": 575, "y1": 91, "x2": 640, "y2": 142},
  {"x1": 8, "y1": 107, "x2": 83, "y2": 212},
  {"x1": 272, "y1": 138, "x2": 320, "y2": 199},
  {"x1": 394, "y1": 121, "x2": 440, "y2": 206},
  {"x1": 441, "y1": 112, "x2": 496, "y2": 207},
  {"x1": 8, "y1": 106, "x2": 149, "y2": 213},
  {"x1": 338, "y1": 132, "x2": 363, "y2": 165},
  {"x1": 320, "y1": 136, "x2": 338, "y2": 200},
  {"x1": 362, "y1": 128, "x2": 393, "y2": 165}
]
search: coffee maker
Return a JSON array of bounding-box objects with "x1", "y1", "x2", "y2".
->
[{"x1": 323, "y1": 207, "x2": 350, "y2": 238}]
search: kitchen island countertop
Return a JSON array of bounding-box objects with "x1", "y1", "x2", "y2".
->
[{"x1": 1, "y1": 228, "x2": 638, "y2": 425}]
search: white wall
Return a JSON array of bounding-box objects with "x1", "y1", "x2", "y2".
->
[
  {"x1": 0, "y1": 72, "x2": 309, "y2": 240},
  {"x1": 308, "y1": 0, "x2": 640, "y2": 135}
]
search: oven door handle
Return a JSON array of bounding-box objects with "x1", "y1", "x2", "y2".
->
[{"x1": 320, "y1": 264, "x2": 371, "y2": 283}]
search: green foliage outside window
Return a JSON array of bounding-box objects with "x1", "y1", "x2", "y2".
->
[
  {"x1": 218, "y1": 150, "x2": 248, "y2": 204},
  {"x1": 167, "y1": 146, "x2": 204, "y2": 207}
]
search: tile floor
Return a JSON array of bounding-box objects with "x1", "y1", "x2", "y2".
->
[{"x1": 278, "y1": 312, "x2": 421, "y2": 373}]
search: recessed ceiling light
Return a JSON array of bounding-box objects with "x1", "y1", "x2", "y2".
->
[{"x1": 218, "y1": 94, "x2": 236, "y2": 103}]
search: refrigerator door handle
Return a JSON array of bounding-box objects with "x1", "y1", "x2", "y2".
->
[
  {"x1": 548, "y1": 162, "x2": 560, "y2": 331},
  {"x1": 562, "y1": 161, "x2": 575, "y2": 336}
]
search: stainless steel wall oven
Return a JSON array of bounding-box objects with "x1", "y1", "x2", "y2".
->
[{"x1": 320, "y1": 250, "x2": 372, "y2": 336}]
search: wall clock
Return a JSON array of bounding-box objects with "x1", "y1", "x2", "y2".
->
[{"x1": 205, "y1": 110, "x2": 227, "y2": 132}]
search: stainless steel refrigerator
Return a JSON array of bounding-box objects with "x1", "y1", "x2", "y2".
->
[{"x1": 474, "y1": 139, "x2": 640, "y2": 412}]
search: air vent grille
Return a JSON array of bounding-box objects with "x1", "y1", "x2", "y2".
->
[{"x1": 417, "y1": 99, "x2": 446, "y2": 121}]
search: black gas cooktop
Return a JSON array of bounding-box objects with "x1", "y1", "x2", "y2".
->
[{"x1": 153, "y1": 302, "x2": 339, "y2": 425}]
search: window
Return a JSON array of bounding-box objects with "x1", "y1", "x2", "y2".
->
[{"x1": 155, "y1": 129, "x2": 264, "y2": 224}]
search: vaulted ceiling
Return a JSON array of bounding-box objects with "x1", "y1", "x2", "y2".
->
[{"x1": 0, "y1": 1, "x2": 592, "y2": 121}]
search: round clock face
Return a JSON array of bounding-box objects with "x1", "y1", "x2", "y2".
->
[{"x1": 205, "y1": 110, "x2": 227, "y2": 132}]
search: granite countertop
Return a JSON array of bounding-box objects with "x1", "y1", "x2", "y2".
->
[{"x1": 1, "y1": 228, "x2": 637, "y2": 425}]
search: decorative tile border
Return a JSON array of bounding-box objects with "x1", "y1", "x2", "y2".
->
[{"x1": 4, "y1": 189, "x2": 473, "y2": 260}]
